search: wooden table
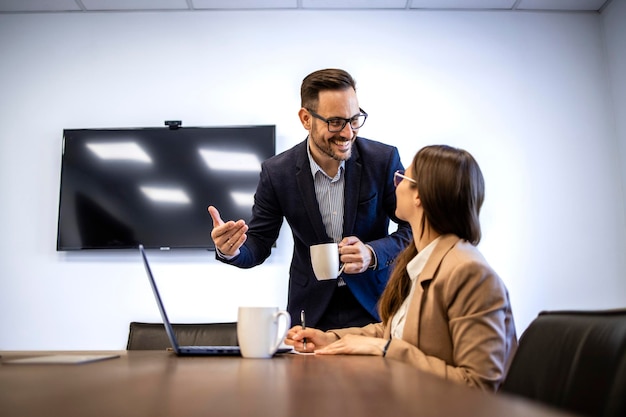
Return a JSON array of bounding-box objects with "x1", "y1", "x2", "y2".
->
[{"x1": 0, "y1": 350, "x2": 576, "y2": 417}]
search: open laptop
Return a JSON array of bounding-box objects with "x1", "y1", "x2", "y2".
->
[{"x1": 139, "y1": 244, "x2": 241, "y2": 356}]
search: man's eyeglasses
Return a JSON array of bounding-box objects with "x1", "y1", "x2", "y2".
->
[
  {"x1": 307, "y1": 108, "x2": 368, "y2": 133},
  {"x1": 394, "y1": 170, "x2": 417, "y2": 187}
]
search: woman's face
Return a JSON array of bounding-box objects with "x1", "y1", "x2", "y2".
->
[{"x1": 394, "y1": 164, "x2": 419, "y2": 222}]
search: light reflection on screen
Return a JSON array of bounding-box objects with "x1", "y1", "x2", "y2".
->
[
  {"x1": 86, "y1": 141, "x2": 152, "y2": 163},
  {"x1": 230, "y1": 191, "x2": 255, "y2": 207},
  {"x1": 140, "y1": 186, "x2": 191, "y2": 204},
  {"x1": 198, "y1": 149, "x2": 261, "y2": 172}
]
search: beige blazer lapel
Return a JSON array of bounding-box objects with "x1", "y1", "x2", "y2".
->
[{"x1": 400, "y1": 234, "x2": 461, "y2": 346}]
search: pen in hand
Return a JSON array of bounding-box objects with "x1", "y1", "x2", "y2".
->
[{"x1": 301, "y1": 309, "x2": 307, "y2": 351}]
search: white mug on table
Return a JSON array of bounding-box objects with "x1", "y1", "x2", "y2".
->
[{"x1": 237, "y1": 306, "x2": 291, "y2": 358}]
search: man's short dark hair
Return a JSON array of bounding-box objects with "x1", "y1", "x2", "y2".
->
[{"x1": 300, "y1": 68, "x2": 357, "y2": 110}]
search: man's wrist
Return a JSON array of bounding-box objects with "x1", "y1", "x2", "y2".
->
[
  {"x1": 216, "y1": 246, "x2": 237, "y2": 261},
  {"x1": 365, "y1": 244, "x2": 377, "y2": 270}
]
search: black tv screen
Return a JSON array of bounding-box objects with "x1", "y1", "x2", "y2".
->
[{"x1": 56, "y1": 125, "x2": 275, "y2": 250}]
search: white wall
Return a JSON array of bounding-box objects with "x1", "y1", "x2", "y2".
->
[
  {"x1": 603, "y1": 0, "x2": 626, "y2": 215},
  {"x1": 0, "y1": 9, "x2": 624, "y2": 350}
]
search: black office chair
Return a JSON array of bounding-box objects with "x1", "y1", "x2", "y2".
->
[
  {"x1": 499, "y1": 309, "x2": 626, "y2": 417},
  {"x1": 126, "y1": 322, "x2": 238, "y2": 350}
]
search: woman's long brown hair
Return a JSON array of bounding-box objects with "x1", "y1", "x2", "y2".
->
[{"x1": 378, "y1": 145, "x2": 485, "y2": 324}]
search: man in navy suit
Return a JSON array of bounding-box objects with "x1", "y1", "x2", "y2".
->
[{"x1": 208, "y1": 68, "x2": 412, "y2": 330}]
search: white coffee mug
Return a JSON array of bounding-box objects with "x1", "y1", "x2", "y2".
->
[
  {"x1": 310, "y1": 243, "x2": 343, "y2": 280},
  {"x1": 237, "y1": 307, "x2": 291, "y2": 358}
]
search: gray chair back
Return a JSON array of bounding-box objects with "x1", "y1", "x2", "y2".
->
[
  {"x1": 500, "y1": 309, "x2": 626, "y2": 417},
  {"x1": 126, "y1": 321, "x2": 238, "y2": 350}
]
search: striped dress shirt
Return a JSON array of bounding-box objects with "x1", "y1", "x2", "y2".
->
[{"x1": 308, "y1": 140, "x2": 346, "y2": 285}]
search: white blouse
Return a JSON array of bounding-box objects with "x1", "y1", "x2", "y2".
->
[{"x1": 390, "y1": 237, "x2": 441, "y2": 339}]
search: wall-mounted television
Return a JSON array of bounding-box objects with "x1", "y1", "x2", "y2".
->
[{"x1": 56, "y1": 125, "x2": 275, "y2": 251}]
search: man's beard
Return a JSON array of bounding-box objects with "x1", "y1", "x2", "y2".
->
[{"x1": 311, "y1": 132, "x2": 354, "y2": 161}]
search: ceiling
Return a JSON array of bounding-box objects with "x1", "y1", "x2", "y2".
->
[{"x1": 0, "y1": 0, "x2": 614, "y2": 14}]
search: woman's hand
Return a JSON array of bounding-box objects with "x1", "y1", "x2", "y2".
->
[
  {"x1": 315, "y1": 334, "x2": 388, "y2": 356},
  {"x1": 285, "y1": 326, "x2": 338, "y2": 353}
]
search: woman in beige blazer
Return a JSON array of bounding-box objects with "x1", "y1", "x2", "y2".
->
[{"x1": 286, "y1": 144, "x2": 518, "y2": 392}]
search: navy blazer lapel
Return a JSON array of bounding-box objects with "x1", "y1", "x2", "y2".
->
[
  {"x1": 295, "y1": 139, "x2": 331, "y2": 243},
  {"x1": 343, "y1": 140, "x2": 362, "y2": 237}
]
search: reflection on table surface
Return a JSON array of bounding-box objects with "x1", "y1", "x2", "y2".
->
[{"x1": 0, "y1": 350, "x2": 576, "y2": 417}]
